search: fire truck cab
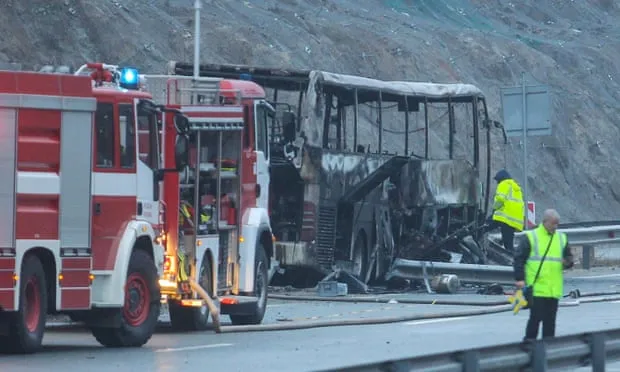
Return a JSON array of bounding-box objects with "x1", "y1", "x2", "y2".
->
[
  {"x1": 0, "y1": 63, "x2": 186, "y2": 353},
  {"x1": 142, "y1": 71, "x2": 275, "y2": 329}
]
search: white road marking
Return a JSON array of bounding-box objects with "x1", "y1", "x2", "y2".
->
[
  {"x1": 155, "y1": 343, "x2": 234, "y2": 353},
  {"x1": 404, "y1": 316, "x2": 470, "y2": 326},
  {"x1": 267, "y1": 303, "x2": 288, "y2": 308},
  {"x1": 570, "y1": 273, "x2": 620, "y2": 280},
  {"x1": 46, "y1": 322, "x2": 80, "y2": 328}
]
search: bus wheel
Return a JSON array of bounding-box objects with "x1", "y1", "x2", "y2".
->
[
  {"x1": 2, "y1": 255, "x2": 48, "y2": 354},
  {"x1": 91, "y1": 249, "x2": 160, "y2": 348}
]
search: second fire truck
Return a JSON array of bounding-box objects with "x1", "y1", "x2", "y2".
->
[{"x1": 141, "y1": 71, "x2": 276, "y2": 330}]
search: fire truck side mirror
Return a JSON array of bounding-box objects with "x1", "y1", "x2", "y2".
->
[
  {"x1": 175, "y1": 135, "x2": 190, "y2": 171},
  {"x1": 173, "y1": 113, "x2": 190, "y2": 135}
]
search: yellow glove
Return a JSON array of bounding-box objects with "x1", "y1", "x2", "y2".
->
[{"x1": 508, "y1": 288, "x2": 528, "y2": 314}]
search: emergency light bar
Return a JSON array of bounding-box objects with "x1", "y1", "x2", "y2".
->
[{"x1": 119, "y1": 67, "x2": 140, "y2": 90}]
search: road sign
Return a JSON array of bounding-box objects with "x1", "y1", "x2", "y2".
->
[
  {"x1": 500, "y1": 84, "x2": 551, "y2": 137},
  {"x1": 527, "y1": 201, "x2": 535, "y2": 229},
  {"x1": 499, "y1": 73, "x2": 552, "y2": 211},
  {"x1": 0, "y1": 62, "x2": 22, "y2": 71}
]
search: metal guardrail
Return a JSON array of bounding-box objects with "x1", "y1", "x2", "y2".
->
[
  {"x1": 388, "y1": 225, "x2": 620, "y2": 287},
  {"x1": 387, "y1": 259, "x2": 514, "y2": 285},
  {"x1": 489, "y1": 224, "x2": 620, "y2": 270},
  {"x1": 559, "y1": 220, "x2": 620, "y2": 229},
  {"x1": 488, "y1": 225, "x2": 620, "y2": 247},
  {"x1": 329, "y1": 327, "x2": 620, "y2": 372}
]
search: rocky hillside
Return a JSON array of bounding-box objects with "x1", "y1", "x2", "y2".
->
[{"x1": 1, "y1": 0, "x2": 619, "y2": 223}]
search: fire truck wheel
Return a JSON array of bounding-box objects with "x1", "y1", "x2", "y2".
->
[
  {"x1": 229, "y1": 243, "x2": 268, "y2": 325},
  {"x1": 168, "y1": 257, "x2": 213, "y2": 331},
  {"x1": 91, "y1": 249, "x2": 160, "y2": 348},
  {"x1": 1, "y1": 254, "x2": 48, "y2": 354}
]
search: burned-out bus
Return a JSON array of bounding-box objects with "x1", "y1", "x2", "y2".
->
[{"x1": 167, "y1": 61, "x2": 502, "y2": 285}]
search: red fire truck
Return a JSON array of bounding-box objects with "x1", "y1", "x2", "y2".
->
[
  {"x1": 141, "y1": 71, "x2": 275, "y2": 330},
  {"x1": 0, "y1": 61, "x2": 275, "y2": 353},
  {"x1": 0, "y1": 62, "x2": 192, "y2": 354}
]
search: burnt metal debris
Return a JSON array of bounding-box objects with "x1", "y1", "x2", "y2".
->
[{"x1": 169, "y1": 61, "x2": 510, "y2": 289}]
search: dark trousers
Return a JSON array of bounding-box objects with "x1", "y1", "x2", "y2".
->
[
  {"x1": 488, "y1": 220, "x2": 516, "y2": 251},
  {"x1": 525, "y1": 296, "x2": 559, "y2": 340}
]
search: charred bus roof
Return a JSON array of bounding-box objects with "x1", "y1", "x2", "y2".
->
[{"x1": 168, "y1": 61, "x2": 485, "y2": 105}]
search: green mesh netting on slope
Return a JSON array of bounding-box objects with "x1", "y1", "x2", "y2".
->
[
  {"x1": 384, "y1": 0, "x2": 494, "y2": 32},
  {"x1": 383, "y1": 0, "x2": 568, "y2": 49}
]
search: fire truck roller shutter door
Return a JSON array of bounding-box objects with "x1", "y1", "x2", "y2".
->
[
  {"x1": 0, "y1": 107, "x2": 17, "y2": 312},
  {"x1": 58, "y1": 107, "x2": 96, "y2": 311}
]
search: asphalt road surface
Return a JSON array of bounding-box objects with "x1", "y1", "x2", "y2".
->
[{"x1": 1, "y1": 295, "x2": 619, "y2": 372}]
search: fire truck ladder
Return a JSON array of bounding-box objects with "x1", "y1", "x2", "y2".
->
[
  {"x1": 176, "y1": 78, "x2": 223, "y2": 105},
  {"x1": 140, "y1": 74, "x2": 225, "y2": 106}
]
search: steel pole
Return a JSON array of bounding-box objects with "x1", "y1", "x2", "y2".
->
[
  {"x1": 521, "y1": 72, "x2": 528, "y2": 227},
  {"x1": 193, "y1": 0, "x2": 202, "y2": 81}
]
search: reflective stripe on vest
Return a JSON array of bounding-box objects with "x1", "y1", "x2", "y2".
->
[
  {"x1": 528, "y1": 231, "x2": 566, "y2": 263},
  {"x1": 493, "y1": 210, "x2": 524, "y2": 227},
  {"x1": 495, "y1": 182, "x2": 522, "y2": 203}
]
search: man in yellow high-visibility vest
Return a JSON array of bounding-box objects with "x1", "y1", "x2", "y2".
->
[
  {"x1": 513, "y1": 209, "x2": 574, "y2": 340},
  {"x1": 488, "y1": 169, "x2": 525, "y2": 251}
]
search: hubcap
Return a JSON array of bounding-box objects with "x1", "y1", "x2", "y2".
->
[
  {"x1": 24, "y1": 277, "x2": 41, "y2": 333},
  {"x1": 199, "y1": 265, "x2": 211, "y2": 318},
  {"x1": 123, "y1": 273, "x2": 150, "y2": 327},
  {"x1": 353, "y1": 249, "x2": 363, "y2": 277},
  {"x1": 255, "y1": 261, "x2": 266, "y2": 307}
]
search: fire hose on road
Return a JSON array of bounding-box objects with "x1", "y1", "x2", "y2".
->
[
  {"x1": 189, "y1": 279, "x2": 222, "y2": 333},
  {"x1": 191, "y1": 278, "x2": 514, "y2": 334},
  {"x1": 46, "y1": 290, "x2": 620, "y2": 334},
  {"x1": 213, "y1": 292, "x2": 620, "y2": 334},
  {"x1": 268, "y1": 285, "x2": 620, "y2": 304},
  {"x1": 206, "y1": 290, "x2": 620, "y2": 334},
  {"x1": 268, "y1": 289, "x2": 620, "y2": 306}
]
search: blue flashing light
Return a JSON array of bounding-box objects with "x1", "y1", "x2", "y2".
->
[
  {"x1": 119, "y1": 67, "x2": 139, "y2": 90},
  {"x1": 239, "y1": 73, "x2": 252, "y2": 81}
]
